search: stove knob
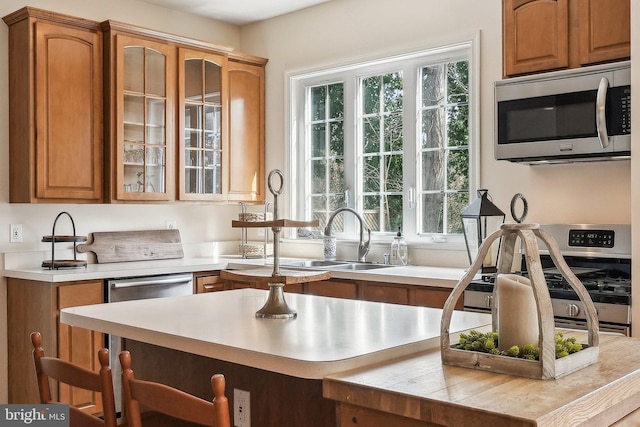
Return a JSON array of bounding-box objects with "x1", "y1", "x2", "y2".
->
[{"x1": 566, "y1": 303, "x2": 580, "y2": 317}]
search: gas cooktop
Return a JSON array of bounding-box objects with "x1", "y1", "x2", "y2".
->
[{"x1": 468, "y1": 268, "x2": 631, "y2": 305}]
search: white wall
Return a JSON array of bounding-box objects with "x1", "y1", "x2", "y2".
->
[
  {"x1": 0, "y1": 0, "x2": 636, "y2": 403},
  {"x1": 0, "y1": 0, "x2": 244, "y2": 403},
  {"x1": 240, "y1": 0, "x2": 636, "y2": 328},
  {"x1": 0, "y1": 0, "x2": 245, "y2": 254},
  {"x1": 241, "y1": 0, "x2": 631, "y2": 227},
  {"x1": 630, "y1": 1, "x2": 639, "y2": 340}
]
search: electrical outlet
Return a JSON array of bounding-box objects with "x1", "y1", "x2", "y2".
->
[
  {"x1": 234, "y1": 388, "x2": 250, "y2": 427},
  {"x1": 165, "y1": 220, "x2": 177, "y2": 230},
  {"x1": 10, "y1": 224, "x2": 22, "y2": 243}
]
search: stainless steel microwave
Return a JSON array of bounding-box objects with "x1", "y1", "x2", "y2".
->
[{"x1": 494, "y1": 61, "x2": 630, "y2": 164}]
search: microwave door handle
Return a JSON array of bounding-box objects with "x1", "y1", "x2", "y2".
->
[{"x1": 596, "y1": 77, "x2": 610, "y2": 149}]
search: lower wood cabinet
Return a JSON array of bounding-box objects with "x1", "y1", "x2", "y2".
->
[
  {"x1": 306, "y1": 280, "x2": 358, "y2": 299},
  {"x1": 411, "y1": 286, "x2": 464, "y2": 310},
  {"x1": 194, "y1": 271, "x2": 227, "y2": 293},
  {"x1": 194, "y1": 270, "x2": 462, "y2": 310},
  {"x1": 360, "y1": 282, "x2": 410, "y2": 305},
  {"x1": 7, "y1": 278, "x2": 104, "y2": 415},
  {"x1": 338, "y1": 403, "x2": 439, "y2": 427}
]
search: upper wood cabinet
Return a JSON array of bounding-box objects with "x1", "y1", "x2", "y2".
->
[
  {"x1": 4, "y1": 8, "x2": 268, "y2": 204},
  {"x1": 227, "y1": 55, "x2": 267, "y2": 203},
  {"x1": 576, "y1": 0, "x2": 630, "y2": 66},
  {"x1": 103, "y1": 22, "x2": 177, "y2": 202},
  {"x1": 102, "y1": 21, "x2": 266, "y2": 204},
  {"x1": 3, "y1": 8, "x2": 103, "y2": 203},
  {"x1": 503, "y1": 0, "x2": 630, "y2": 77},
  {"x1": 178, "y1": 49, "x2": 229, "y2": 201}
]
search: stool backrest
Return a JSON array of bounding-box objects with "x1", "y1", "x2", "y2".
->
[
  {"x1": 119, "y1": 350, "x2": 230, "y2": 427},
  {"x1": 30, "y1": 331, "x2": 117, "y2": 427}
]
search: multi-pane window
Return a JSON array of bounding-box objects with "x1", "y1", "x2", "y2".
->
[
  {"x1": 360, "y1": 72, "x2": 404, "y2": 233},
  {"x1": 419, "y1": 61, "x2": 470, "y2": 235},
  {"x1": 291, "y1": 42, "x2": 474, "y2": 241},
  {"x1": 308, "y1": 83, "x2": 346, "y2": 231}
]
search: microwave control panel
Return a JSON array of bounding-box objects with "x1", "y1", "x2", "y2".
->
[{"x1": 609, "y1": 85, "x2": 631, "y2": 135}]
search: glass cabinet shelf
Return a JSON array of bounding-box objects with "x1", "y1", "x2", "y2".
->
[
  {"x1": 179, "y1": 49, "x2": 226, "y2": 200},
  {"x1": 117, "y1": 39, "x2": 173, "y2": 199}
]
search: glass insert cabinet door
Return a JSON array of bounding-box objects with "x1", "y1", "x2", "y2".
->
[
  {"x1": 117, "y1": 35, "x2": 175, "y2": 201},
  {"x1": 178, "y1": 49, "x2": 228, "y2": 201}
]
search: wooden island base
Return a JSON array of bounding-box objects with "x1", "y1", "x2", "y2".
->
[{"x1": 125, "y1": 340, "x2": 336, "y2": 427}]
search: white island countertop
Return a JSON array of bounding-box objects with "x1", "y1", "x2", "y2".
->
[{"x1": 61, "y1": 289, "x2": 491, "y2": 379}]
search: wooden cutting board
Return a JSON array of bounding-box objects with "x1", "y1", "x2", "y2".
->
[{"x1": 76, "y1": 230, "x2": 184, "y2": 263}]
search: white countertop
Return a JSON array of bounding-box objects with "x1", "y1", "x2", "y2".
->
[
  {"x1": 60, "y1": 289, "x2": 491, "y2": 379},
  {"x1": 3, "y1": 255, "x2": 470, "y2": 288}
]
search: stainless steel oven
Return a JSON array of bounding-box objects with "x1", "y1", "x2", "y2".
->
[
  {"x1": 105, "y1": 272, "x2": 194, "y2": 412},
  {"x1": 463, "y1": 224, "x2": 631, "y2": 336}
]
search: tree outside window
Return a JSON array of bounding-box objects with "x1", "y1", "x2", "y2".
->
[{"x1": 292, "y1": 42, "x2": 474, "y2": 242}]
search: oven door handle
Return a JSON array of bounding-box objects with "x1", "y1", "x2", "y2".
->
[
  {"x1": 110, "y1": 275, "x2": 193, "y2": 289},
  {"x1": 596, "y1": 77, "x2": 610, "y2": 149}
]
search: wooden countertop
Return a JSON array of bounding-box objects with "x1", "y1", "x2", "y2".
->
[
  {"x1": 60, "y1": 289, "x2": 491, "y2": 379},
  {"x1": 323, "y1": 332, "x2": 640, "y2": 426}
]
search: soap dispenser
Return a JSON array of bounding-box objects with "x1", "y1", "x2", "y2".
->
[{"x1": 390, "y1": 227, "x2": 408, "y2": 265}]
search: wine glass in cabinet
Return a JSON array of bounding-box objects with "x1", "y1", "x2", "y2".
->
[
  {"x1": 108, "y1": 30, "x2": 176, "y2": 201},
  {"x1": 178, "y1": 49, "x2": 228, "y2": 201}
]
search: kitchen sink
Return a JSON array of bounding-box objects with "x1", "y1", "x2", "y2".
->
[
  {"x1": 282, "y1": 260, "x2": 350, "y2": 268},
  {"x1": 281, "y1": 259, "x2": 393, "y2": 271},
  {"x1": 334, "y1": 262, "x2": 392, "y2": 270}
]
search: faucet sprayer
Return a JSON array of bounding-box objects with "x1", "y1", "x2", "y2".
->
[{"x1": 324, "y1": 207, "x2": 371, "y2": 262}]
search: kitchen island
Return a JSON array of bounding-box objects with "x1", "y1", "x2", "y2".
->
[
  {"x1": 61, "y1": 288, "x2": 490, "y2": 426},
  {"x1": 60, "y1": 289, "x2": 640, "y2": 426}
]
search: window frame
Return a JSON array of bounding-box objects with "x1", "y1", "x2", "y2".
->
[{"x1": 286, "y1": 37, "x2": 480, "y2": 245}]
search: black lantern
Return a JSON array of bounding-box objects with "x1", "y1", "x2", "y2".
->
[{"x1": 461, "y1": 189, "x2": 505, "y2": 274}]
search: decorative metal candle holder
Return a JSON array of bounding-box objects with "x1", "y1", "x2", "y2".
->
[
  {"x1": 440, "y1": 223, "x2": 599, "y2": 380},
  {"x1": 226, "y1": 169, "x2": 325, "y2": 319}
]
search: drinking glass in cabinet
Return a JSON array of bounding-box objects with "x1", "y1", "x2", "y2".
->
[
  {"x1": 204, "y1": 106, "x2": 221, "y2": 149},
  {"x1": 146, "y1": 147, "x2": 165, "y2": 166},
  {"x1": 145, "y1": 167, "x2": 165, "y2": 192},
  {"x1": 124, "y1": 144, "x2": 144, "y2": 164}
]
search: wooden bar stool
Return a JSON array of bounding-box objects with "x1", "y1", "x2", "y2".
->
[
  {"x1": 30, "y1": 331, "x2": 118, "y2": 427},
  {"x1": 119, "y1": 351, "x2": 230, "y2": 427}
]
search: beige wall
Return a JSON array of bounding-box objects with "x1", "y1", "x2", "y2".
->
[
  {"x1": 0, "y1": 0, "x2": 636, "y2": 403},
  {"x1": 241, "y1": 0, "x2": 631, "y2": 227},
  {"x1": 0, "y1": 0, "x2": 244, "y2": 404},
  {"x1": 240, "y1": 0, "x2": 637, "y2": 329},
  {"x1": 631, "y1": 1, "x2": 639, "y2": 340}
]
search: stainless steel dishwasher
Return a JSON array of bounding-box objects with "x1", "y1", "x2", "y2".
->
[{"x1": 105, "y1": 272, "x2": 194, "y2": 413}]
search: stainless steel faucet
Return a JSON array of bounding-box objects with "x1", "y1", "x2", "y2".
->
[{"x1": 324, "y1": 207, "x2": 371, "y2": 262}]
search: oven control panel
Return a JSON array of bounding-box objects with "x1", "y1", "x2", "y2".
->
[{"x1": 568, "y1": 229, "x2": 614, "y2": 248}]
